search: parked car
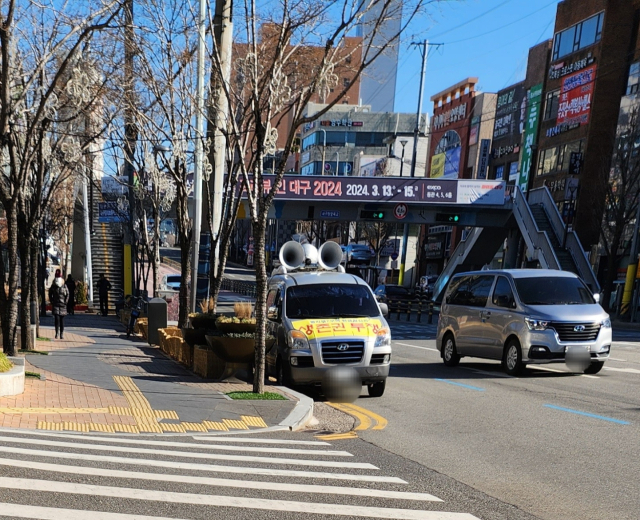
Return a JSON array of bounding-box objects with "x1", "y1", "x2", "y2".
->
[
  {"x1": 374, "y1": 284, "x2": 415, "y2": 304},
  {"x1": 160, "y1": 274, "x2": 181, "y2": 291},
  {"x1": 436, "y1": 269, "x2": 611, "y2": 376},
  {"x1": 344, "y1": 244, "x2": 373, "y2": 265}
]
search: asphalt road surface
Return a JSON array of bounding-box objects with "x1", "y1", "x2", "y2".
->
[{"x1": 346, "y1": 327, "x2": 640, "y2": 520}]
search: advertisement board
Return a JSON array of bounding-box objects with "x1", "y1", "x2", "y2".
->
[
  {"x1": 430, "y1": 153, "x2": 445, "y2": 178},
  {"x1": 238, "y1": 175, "x2": 507, "y2": 206},
  {"x1": 443, "y1": 146, "x2": 461, "y2": 179},
  {"x1": 556, "y1": 65, "x2": 596, "y2": 126},
  {"x1": 98, "y1": 202, "x2": 127, "y2": 223},
  {"x1": 101, "y1": 176, "x2": 127, "y2": 196},
  {"x1": 518, "y1": 83, "x2": 543, "y2": 192},
  {"x1": 477, "y1": 139, "x2": 491, "y2": 179}
]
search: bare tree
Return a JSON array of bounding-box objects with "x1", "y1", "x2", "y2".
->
[
  {"x1": 360, "y1": 221, "x2": 394, "y2": 266},
  {"x1": 0, "y1": 0, "x2": 122, "y2": 355},
  {"x1": 599, "y1": 102, "x2": 640, "y2": 312},
  {"x1": 207, "y1": 0, "x2": 436, "y2": 392}
]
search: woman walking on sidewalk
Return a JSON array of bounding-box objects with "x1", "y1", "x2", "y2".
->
[{"x1": 49, "y1": 269, "x2": 69, "y2": 339}]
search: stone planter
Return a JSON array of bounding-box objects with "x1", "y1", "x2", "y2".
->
[
  {"x1": 205, "y1": 336, "x2": 255, "y2": 364},
  {"x1": 0, "y1": 357, "x2": 25, "y2": 397},
  {"x1": 181, "y1": 327, "x2": 207, "y2": 348},
  {"x1": 193, "y1": 345, "x2": 225, "y2": 379},
  {"x1": 215, "y1": 322, "x2": 256, "y2": 335}
]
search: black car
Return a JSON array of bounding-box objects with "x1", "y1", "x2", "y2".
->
[{"x1": 373, "y1": 284, "x2": 415, "y2": 304}]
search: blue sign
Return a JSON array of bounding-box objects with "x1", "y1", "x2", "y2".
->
[
  {"x1": 444, "y1": 146, "x2": 461, "y2": 178},
  {"x1": 98, "y1": 202, "x2": 127, "y2": 223},
  {"x1": 320, "y1": 210, "x2": 340, "y2": 219},
  {"x1": 391, "y1": 252, "x2": 399, "y2": 261}
]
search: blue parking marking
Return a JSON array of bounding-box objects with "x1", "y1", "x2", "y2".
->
[
  {"x1": 544, "y1": 404, "x2": 629, "y2": 425},
  {"x1": 435, "y1": 379, "x2": 485, "y2": 391}
]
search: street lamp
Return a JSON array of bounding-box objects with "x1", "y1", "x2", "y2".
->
[
  {"x1": 399, "y1": 139, "x2": 408, "y2": 177},
  {"x1": 335, "y1": 150, "x2": 340, "y2": 176},
  {"x1": 319, "y1": 129, "x2": 327, "y2": 175}
]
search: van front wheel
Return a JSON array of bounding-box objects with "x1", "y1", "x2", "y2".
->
[
  {"x1": 504, "y1": 339, "x2": 524, "y2": 376},
  {"x1": 442, "y1": 335, "x2": 460, "y2": 367},
  {"x1": 368, "y1": 380, "x2": 386, "y2": 397},
  {"x1": 583, "y1": 361, "x2": 605, "y2": 374}
]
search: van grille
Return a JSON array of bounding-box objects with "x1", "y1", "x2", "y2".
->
[
  {"x1": 321, "y1": 341, "x2": 364, "y2": 364},
  {"x1": 548, "y1": 322, "x2": 601, "y2": 342}
]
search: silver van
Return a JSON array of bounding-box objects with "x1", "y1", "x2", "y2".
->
[{"x1": 436, "y1": 269, "x2": 611, "y2": 375}]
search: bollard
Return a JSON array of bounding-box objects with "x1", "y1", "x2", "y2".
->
[
  {"x1": 406, "y1": 300, "x2": 412, "y2": 322},
  {"x1": 395, "y1": 299, "x2": 401, "y2": 321},
  {"x1": 147, "y1": 298, "x2": 168, "y2": 346},
  {"x1": 427, "y1": 301, "x2": 434, "y2": 324},
  {"x1": 417, "y1": 296, "x2": 423, "y2": 323}
]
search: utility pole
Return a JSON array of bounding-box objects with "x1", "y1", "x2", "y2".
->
[
  {"x1": 206, "y1": 0, "x2": 234, "y2": 307},
  {"x1": 124, "y1": 0, "x2": 137, "y2": 298},
  {"x1": 190, "y1": 0, "x2": 207, "y2": 313},
  {"x1": 398, "y1": 40, "x2": 430, "y2": 286}
]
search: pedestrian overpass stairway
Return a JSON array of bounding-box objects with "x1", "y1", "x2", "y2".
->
[
  {"x1": 90, "y1": 183, "x2": 123, "y2": 311},
  {"x1": 432, "y1": 186, "x2": 599, "y2": 302}
]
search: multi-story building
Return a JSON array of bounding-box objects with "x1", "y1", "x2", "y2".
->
[
  {"x1": 533, "y1": 0, "x2": 640, "y2": 256},
  {"x1": 299, "y1": 103, "x2": 428, "y2": 177}
]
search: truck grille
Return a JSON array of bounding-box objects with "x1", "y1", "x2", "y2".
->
[
  {"x1": 321, "y1": 341, "x2": 364, "y2": 364},
  {"x1": 549, "y1": 322, "x2": 601, "y2": 342}
]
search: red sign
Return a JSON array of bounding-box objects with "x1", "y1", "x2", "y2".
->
[
  {"x1": 557, "y1": 65, "x2": 596, "y2": 126},
  {"x1": 393, "y1": 203, "x2": 408, "y2": 220}
]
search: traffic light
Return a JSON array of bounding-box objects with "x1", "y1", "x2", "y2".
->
[
  {"x1": 360, "y1": 210, "x2": 386, "y2": 220},
  {"x1": 435, "y1": 213, "x2": 461, "y2": 223}
]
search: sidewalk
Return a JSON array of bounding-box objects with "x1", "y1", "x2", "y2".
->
[{"x1": 0, "y1": 313, "x2": 312, "y2": 434}]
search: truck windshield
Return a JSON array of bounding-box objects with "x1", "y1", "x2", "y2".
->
[
  {"x1": 514, "y1": 276, "x2": 595, "y2": 305},
  {"x1": 286, "y1": 284, "x2": 380, "y2": 319}
]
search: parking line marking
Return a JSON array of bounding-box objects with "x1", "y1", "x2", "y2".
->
[
  {"x1": 394, "y1": 342, "x2": 438, "y2": 352},
  {"x1": 328, "y1": 403, "x2": 372, "y2": 430},
  {"x1": 529, "y1": 366, "x2": 599, "y2": 378},
  {"x1": 342, "y1": 403, "x2": 389, "y2": 430},
  {"x1": 544, "y1": 404, "x2": 629, "y2": 425},
  {"x1": 434, "y1": 379, "x2": 485, "y2": 391},
  {"x1": 461, "y1": 367, "x2": 512, "y2": 378},
  {"x1": 605, "y1": 367, "x2": 640, "y2": 374}
]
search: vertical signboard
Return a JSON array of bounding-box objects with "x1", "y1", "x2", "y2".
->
[
  {"x1": 518, "y1": 83, "x2": 543, "y2": 193},
  {"x1": 477, "y1": 139, "x2": 491, "y2": 179}
]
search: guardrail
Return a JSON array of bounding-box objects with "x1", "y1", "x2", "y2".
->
[
  {"x1": 220, "y1": 278, "x2": 257, "y2": 298},
  {"x1": 386, "y1": 293, "x2": 437, "y2": 324}
]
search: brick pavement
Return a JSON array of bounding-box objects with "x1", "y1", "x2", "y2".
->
[{"x1": 0, "y1": 316, "x2": 296, "y2": 433}]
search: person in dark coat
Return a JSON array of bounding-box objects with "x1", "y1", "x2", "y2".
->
[
  {"x1": 49, "y1": 270, "x2": 69, "y2": 339},
  {"x1": 97, "y1": 273, "x2": 112, "y2": 316},
  {"x1": 65, "y1": 274, "x2": 76, "y2": 315}
]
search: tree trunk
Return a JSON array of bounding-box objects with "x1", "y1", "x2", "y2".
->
[
  {"x1": 176, "y1": 185, "x2": 192, "y2": 328},
  {"x1": 31, "y1": 237, "x2": 40, "y2": 339},
  {"x1": 1, "y1": 204, "x2": 21, "y2": 356},
  {"x1": 153, "y1": 204, "x2": 160, "y2": 296},
  {"x1": 18, "y1": 235, "x2": 32, "y2": 351},
  {"x1": 252, "y1": 210, "x2": 269, "y2": 394},
  {"x1": 602, "y1": 226, "x2": 625, "y2": 312}
]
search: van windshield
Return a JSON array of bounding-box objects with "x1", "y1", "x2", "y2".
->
[
  {"x1": 514, "y1": 276, "x2": 595, "y2": 305},
  {"x1": 286, "y1": 284, "x2": 380, "y2": 319}
]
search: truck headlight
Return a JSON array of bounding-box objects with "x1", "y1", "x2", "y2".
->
[
  {"x1": 601, "y1": 318, "x2": 611, "y2": 328},
  {"x1": 288, "y1": 330, "x2": 310, "y2": 350},
  {"x1": 525, "y1": 317, "x2": 549, "y2": 331},
  {"x1": 374, "y1": 328, "x2": 391, "y2": 348}
]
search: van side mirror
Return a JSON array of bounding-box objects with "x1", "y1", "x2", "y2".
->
[
  {"x1": 593, "y1": 293, "x2": 600, "y2": 304},
  {"x1": 267, "y1": 306, "x2": 279, "y2": 320},
  {"x1": 378, "y1": 302, "x2": 389, "y2": 318}
]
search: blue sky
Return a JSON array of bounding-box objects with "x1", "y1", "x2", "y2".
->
[{"x1": 394, "y1": 0, "x2": 560, "y2": 114}]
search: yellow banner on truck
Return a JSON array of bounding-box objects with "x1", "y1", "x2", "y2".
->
[{"x1": 291, "y1": 318, "x2": 385, "y2": 340}]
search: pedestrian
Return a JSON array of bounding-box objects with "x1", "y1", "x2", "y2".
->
[
  {"x1": 65, "y1": 274, "x2": 76, "y2": 315},
  {"x1": 49, "y1": 269, "x2": 69, "y2": 339},
  {"x1": 97, "y1": 273, "x2": 112, "y2": 316}
]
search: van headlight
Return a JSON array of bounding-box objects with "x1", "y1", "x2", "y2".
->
[
  {"x1": 525, "y1": 317, "x2": 549, "y2": 331},
  {"x1": 374, "y1": 328, "x2": 391, "y2": 348},
  {"x1": 601, "y1": 318, "x2": 611, "y2": 328},
  {"x1": 288, "y1": 330, "x2": 310, "y2": 350}
]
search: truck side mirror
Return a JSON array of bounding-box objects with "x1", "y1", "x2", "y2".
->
[
  {"x1": 267, "y1": 306, "x2": 279, "y2": 320},
  {"x1": 593, "y1": 293, "x2": 600, "y2": 304},
  {"x1": 378, "y1": 302, "x2": 389, "y2": 318}
]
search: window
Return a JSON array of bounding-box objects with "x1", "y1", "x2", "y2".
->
[
  {"x1": 447, "y1": 277, "x2": 471, "y2": 306},
  {"x1": 467, "y1": 275, "x2": 495, "y2": 308},
  {"x1": 492, "y1": 277, "x2": 515, "y2": 308},
  {"x1": 561, "y1": 139, "x2": 585, "y2": 171},
  {"x1": 544, "y1": 90, "x2": 560, "y2": 121},
  {"x1": 514, "y1": 276, "x2": 594, "y2": 305},
  {"x1": 552, "y1": 12, "x2": 604, "y2": 60},
  {"x1": 343, "y1": 78, "x2": 351, "y2": 87},
  {"x1": 538, "y1": 147, "x2": 559, "y2": 176},
  {"x1": 537, "y1": 140, "x2": 586, "y2": 176},
  {"x1": 285, "y1": 284, "x2": 380, "y2": 318},
  {"x1": 345, "y1": 56, "x2": 352, "y2": 64},
  {"x1": 627, "y1": 62, "x2": 640, "y2": 95}
]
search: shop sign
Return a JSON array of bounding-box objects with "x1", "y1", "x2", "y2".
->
[
  {"x1": 544, "y1": 177, "x2": 566, "y2": 193},
  {"x1": 569, "y1": 152, "x2": 583, "y2": 175},
  {"x1": 456, "y1": 180, "x2": 505, "y2": 205},
  {"x1": 425, "y1": 236, "x2": 444, "y2": 259},
  {"x1": 430, "y1": 153, "x2": 445, "y2": 178},
  {"x1": 492, "y1": 143, "x2": 520, "y2": 159},
  {"x1": 469, "y1": 125, "x2": 479, "y2": 146},
  {"x1": 433, "y1": 103, "x2": 467, "y2": 130},
  {"x1": 477, "y1": 139, "x2": 491, "y2": 179},
  {"x1": 546, "y1": 120, "x2": 581, "y2": 137},
  {"x1": 557, "y1": 81, "x2": 593, "y2": 125},
  {"x1": 320, "y1": 119, "x2": 363, "y2": 127},
  {"x1": 549, "y1": 56, "x2": 596, "y2": 80},
  {"x1": 518, "y1": 83, "x2": 543, "y2": 192},
  {"x1": 101, "y1": 176, "x2": 127, "y2": 196},
  {"x1": 493, "y1": 84, "x2": 526, "y2": 141},
  {"x1": 509, "y1": 162, "x2": 519, "y2": 181}
]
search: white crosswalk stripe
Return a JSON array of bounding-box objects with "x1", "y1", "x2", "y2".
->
[{"x1": 0, "y1": 431, "x2": 482, "y2": 519}]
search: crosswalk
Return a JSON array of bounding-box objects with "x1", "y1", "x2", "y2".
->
[{"x1": 0, "y1": 428, "x2": 481, "y2": 520}]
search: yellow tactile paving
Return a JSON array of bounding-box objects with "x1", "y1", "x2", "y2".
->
[
  {"x1": 160, "y1": 423, "x2": 186, "y2": 433},
  {"x1": 88, "y1": 424, "x2": 115, "y2": 433},
  {"x1": 112, "y1": 424, "x2": 140, "y2": 434},
  {"x1": 180, "y1": 422, "x2": 208, "y2": 432},
  {"x1": 37, "y1": 422, "x2": 63, "y2": 431},
  {"x1": 202, "y1": 421, "x2": 229, "y2": 431},
  {"x1": 223, "y1": 419, "x2": 249, "y2": 430},
  {"x1": 241, "y1": 415, "x2": 268, "y2": 428},
  {"x1": 113, "y1": 376, "x2": 153, "y2": 409}
]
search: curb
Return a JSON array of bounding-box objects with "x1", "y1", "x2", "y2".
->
[{"x1": 276, "y1": 386, "x2": 314, "y2": 431}]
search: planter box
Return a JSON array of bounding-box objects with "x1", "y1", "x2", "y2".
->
[
  {"x1": 189, "y1": 315, "x2": 219, "y2": 330},
  {"x1": 205, "y1": 335, "x2": 255, "y2": 364},
  {"x1": 193, "y1": 345, "x2": 225, "y2": 379},
  {"x1": 0, "y1": 357, "x2": 25, "y2": 397},
  {"x1": 215, "y1": 322, "x2": 256, "y2": 335},
  {"x1": 181, "y1": 327, "x2": 207, "y2": 348}
]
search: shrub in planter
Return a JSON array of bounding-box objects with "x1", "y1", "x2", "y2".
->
[
  {"x1": 0, "y1": 353, "x2": 13, "y2": 373},
  {"x1": 188, "y1": 313, "x2": 220, "y2": 330},
  {"x1": 205, "y1": 332, "x2": 255, "y2": 364},
  {"x1": 215, "y1": 316, "x2": 256, "y2": 334}
]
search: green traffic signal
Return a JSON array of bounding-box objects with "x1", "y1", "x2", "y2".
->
[
  {"x1": 435, "y1": 213, "x2": 461, "y2": 223},
  {"x1": 360, "y1": 210, "x2": 386, "y2": 220}
]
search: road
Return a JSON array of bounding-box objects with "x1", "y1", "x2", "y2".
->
[
  {"x1": 0, "y1": 427, "x2": 521, "y2": 520},
  {"x1": 347, "y1": 325, "x2": 640, "y2": 520}
]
